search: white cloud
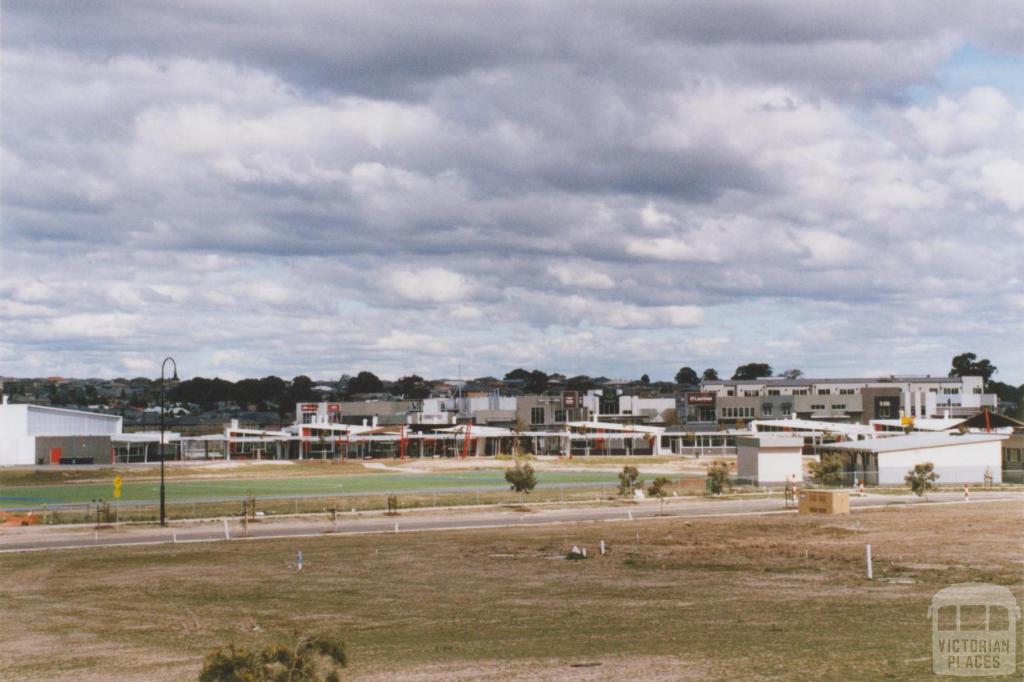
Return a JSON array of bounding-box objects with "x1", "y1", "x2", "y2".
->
[
  {"x1": 979, "y1": 159, "x2": 1024, "y2": 211},
  {"x1": 547, "y1": 263, "x2": 615, "y2": 289},
  {"x1": 386, "y1": 268, "x2": 472, "y2": 303},
  {"x1": 625, "y1": 238, "x2": 721, "y2": 263},
  {"x1": 640, "y1": 202, "x2": 677, "y2": 230}
]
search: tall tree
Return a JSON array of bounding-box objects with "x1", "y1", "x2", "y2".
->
[
  {"x1": 701, "y1": 368, "x2": 719, "y2": 382},
  {"x1": 948, "y1": 353, "x2": 997, "y2": 383},
  {"x1": 346, "y1": 371, "x2": 384, "y2": 395},
  {"x1": 639, "y1": 373, "x2": 650, "y2": 385},
  {"x1": 524, "y1": 369, "x2": 550, "y2": 394},
  {"x1": 675, "y1": 366, "x2": 700, "y2": 385},
  {"x1": 285, "y1": 375, "x2": 318, "y2": 407},
  {"x1": 393, "y1": 374, "x2": 430, "y2": 399},
  {"x1": 566, "y1": 375, "x2": 597, "y2": 391},
  {"x1": 732, "y1": 363, "x2": 773, "y2": 380}
]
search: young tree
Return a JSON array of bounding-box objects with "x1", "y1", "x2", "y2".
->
[
  {"x1": 905, "y1": 462, "x2": 939, "y2": 500},
  {"x1": 510, "y1": 417, "x2": 527, "y2": 460},
  {"x1": 618, "y1": 466, "x2": 643, "y2": 496},
  {"x1": 808, "y1": 453, "x2": 845, "y2": 486},
  {"x1": 505, "y1": 463, "x2": 537, "y2": 494},
  {"x1": 675, "y1": 366, "x2": 700, "y2": 385},
  {"x1": 732, "y1": 363, "x2": 773, "y2": 380},
  {"x1": 659, "y1": 408, "x2": 681, "y2": 426},
  {"x1": 706, "y1": 460, "x2": 731, "y2": 495},
  {"x1": 647, "y1": 476, "x2": 671, "y2": 513}
]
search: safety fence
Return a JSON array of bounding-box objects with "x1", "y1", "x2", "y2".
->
[{"x1": 0, "y1": 479, "x2": 712, "y2": 526}]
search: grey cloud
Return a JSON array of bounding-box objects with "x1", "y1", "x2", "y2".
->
[{"x1": 2, "y1": 3, "x2": 1024, "y2": 380}]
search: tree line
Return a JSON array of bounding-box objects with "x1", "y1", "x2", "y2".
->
[{"x1": 12, "y1": 351, "x2": 1018, "y2": 415}]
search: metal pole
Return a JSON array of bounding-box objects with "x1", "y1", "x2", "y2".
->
[{"x1": 159, "y1": 357, "x2": 177, "y2": 527}]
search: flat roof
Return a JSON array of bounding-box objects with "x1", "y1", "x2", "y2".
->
[
  {"x1": 751, "y1": 418, "x2": 874, "y2": 435},
  {"x1": 870, "y1": 418, "x2": 965, "y2": 431},
  {"x1": 1, "y1": 404, "x2": 122, "y2": 420},
  {"x1": 704, "y1": 376, "x2": 963, "y2": 386},
  {"x1": 564, "y1": 421, "x2": 664, "y2": 434},
  {"x1": 737, "y1": 436, "x2": 805, "y2": 447},
  {"x1": 826, "y1": 432, "x2": 1007, "y2": 454}
]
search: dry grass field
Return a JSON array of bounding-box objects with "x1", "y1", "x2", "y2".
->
[{"x1": 1, "y1": 501, "x2": 1021, "y2": 681}]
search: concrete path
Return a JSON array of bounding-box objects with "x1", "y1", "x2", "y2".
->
[{"x1": 0, "y1": 491, "x2": 1020, "y2": 553}]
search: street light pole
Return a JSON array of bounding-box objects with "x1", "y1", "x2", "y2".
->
[{"x1": 160, "y1": 357, "x2": 178, "y2": 527}]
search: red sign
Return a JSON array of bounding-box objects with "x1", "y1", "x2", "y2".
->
[
  {"x1": 300, "y1": 403, "x2": 318, "y2": 413},
  {"x1": 686, "y1": 392, "x2": 716, "y2": 406},
  {"x1": 562, "y1": 391, "x2": 579, "y2": 408},
  {"x1": 326, "y1": 403, "x2": 341, "y2": 413}
]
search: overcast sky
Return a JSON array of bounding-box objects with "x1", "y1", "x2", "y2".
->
[{"x1": 2, "y1": 2, "x2": 1022, "y2": 383}]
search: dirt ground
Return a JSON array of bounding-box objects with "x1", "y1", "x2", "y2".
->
[{"x1": 0, "y1": 501, "x2": 1021, "y2": 681}]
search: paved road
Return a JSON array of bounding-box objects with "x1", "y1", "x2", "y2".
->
[{"x1": 1, "y1": 491, "x2": 1020, "y2": 553}]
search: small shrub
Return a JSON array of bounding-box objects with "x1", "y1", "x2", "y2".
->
[
  {"x1": 198, "y1": 634, "x2": 347, "y2": 682},
  {"x1": 706, "y1": 460, "x2": 730, "y2": 496},
  {"x1": 808, "y1": 453, "x2": 844, "y2": 486},
  {"x1": 504, "y1": 463, "x2": 537, "y2": 494},
  {"x1": 198, "y1": 644, "x2": 263, "y2": 682}
]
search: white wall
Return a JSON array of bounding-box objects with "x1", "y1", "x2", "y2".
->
[
  {"x1": 877, "y1": 440, "x2": 1003, "y2": 485},
  {"x1": 0, "y1": 405, "x2": 37, "y2": 465},
  {"x1": 0, "y1": 437, "x2": 36, "y2": 466},
  {"x1": 737, "y1": 437, "x2": 804, "y2": 484},
  {"x1": 0, "y1": 404, "x2": 123, "y2": 466},
  {"x1": 0, "y1": 405, "x2": 29, "y2": 436}
]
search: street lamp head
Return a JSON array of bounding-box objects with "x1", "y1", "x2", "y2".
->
[{"x1": 171, "y1": 368, "x2": 179, "y2": 382}]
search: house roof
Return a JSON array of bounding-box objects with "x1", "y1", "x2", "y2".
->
[
  {"x1": 826, "y1": 432, "x2": 1007, "y2": 454},
  {"x1": 751, "y1": 418, "x2": 874, "y2": 435}
]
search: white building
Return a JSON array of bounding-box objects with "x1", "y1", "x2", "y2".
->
[
  {"x1": 826, "y1": 432, "x2": 1007, "y2": 485},
  {"x1": 736, "y1": 436, "x2": 804, "y2": 485},
  {"x1": 702, "y1": 375, "x2": 997, "y2": 424},
  {"x1": 0, "y1": 397, "x2": 123, "y2": 466}
]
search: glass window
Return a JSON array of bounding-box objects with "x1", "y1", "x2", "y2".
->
[{"x1": 530, "y1": 407, "x2": 545, "y2": 424}]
